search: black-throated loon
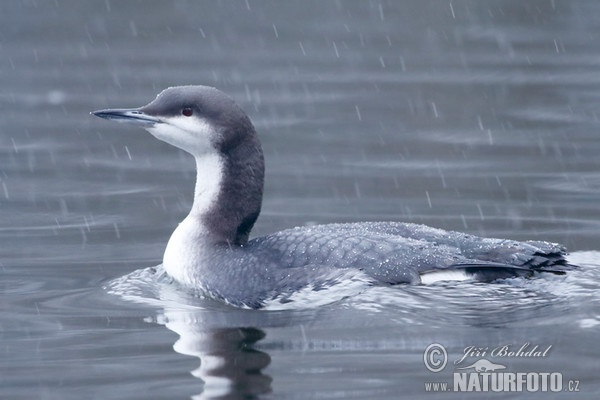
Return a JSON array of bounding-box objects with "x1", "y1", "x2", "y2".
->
[{"x1": 92, "y1": 85, "x2": 577, "y2": 309}]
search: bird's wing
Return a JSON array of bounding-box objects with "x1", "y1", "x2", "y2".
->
[
  {"x1": 249, "y1": 224, "x2": 468, "y2": 284},
  {"x1": 300, "y1": 221, "x2": 578, "y2": 273},
  {"x1": 249, "y1": 221, "x2": 577, "y2": 284}
]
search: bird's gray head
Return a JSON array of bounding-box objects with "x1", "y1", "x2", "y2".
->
[
  {"x1": 93, "y1": 85, "x2": 265, "y2": 245},
  {"x1": 93, "y1": 85, "x2": 254, "y2": 157}
]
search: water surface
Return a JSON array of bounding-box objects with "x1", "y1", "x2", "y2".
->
[{"x1": 2, "y1": 1, "x2": 600, "y2": 398}]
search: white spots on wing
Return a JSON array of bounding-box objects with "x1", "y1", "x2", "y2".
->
[{"x1": 375, "y1": 241, "x2": 394, "y2": 254}]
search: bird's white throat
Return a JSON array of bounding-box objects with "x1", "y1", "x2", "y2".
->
[
  {"x1": 146, "y1": 116, "x2": 216, "y2": 157},
  {"x1": 162, "y1": 153, "x2": 224, "y2": 286}
]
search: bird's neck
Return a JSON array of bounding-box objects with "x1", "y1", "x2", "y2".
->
[
  {"x1": 188, "y1": 153, "x2": 224, "y2": 225},
  {"x1": 162, "y1": 132, "x2": 264, "y2": 285},
  {"x1": 187, "y1": 138, "x2": 265, "y2": 246},
  {"x1": 163, "y1": 154, "x2": 223, "y2": 280}
]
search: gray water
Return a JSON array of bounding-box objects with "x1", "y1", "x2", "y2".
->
[{"x1": 2, "y1": 1, "x2": 600, "y2": 398}]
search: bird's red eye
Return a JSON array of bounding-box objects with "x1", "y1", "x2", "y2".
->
[{"x1": 182, "y1": 108, "x2": 193, "y2": 117}]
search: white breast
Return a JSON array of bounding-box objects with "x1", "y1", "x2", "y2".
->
[
  {"x1": 162, "y1": 153, "x2": 224, "y2": 288},
  {"x1": 163, "y1": 216, "x2": 205, "y2": 287}
]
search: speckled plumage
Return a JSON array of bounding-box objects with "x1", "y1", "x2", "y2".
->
[
  {"x1": 188, "y1": 221, "x2": 575, "y2": 308},
  {"x1": 93, "y1": 86, "x2": 578, "y2": 309}
]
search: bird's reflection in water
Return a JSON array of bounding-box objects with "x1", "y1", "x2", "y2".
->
[
  {"x1": 109, "y1": 267, "x2": 323, "y2": 398},
  {"x1": 160, "y1": 307, "x2": 272, "y2": 399}
]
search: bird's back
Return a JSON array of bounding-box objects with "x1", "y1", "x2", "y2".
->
[{"x1": 247, "y1": 221, "x2": 575, "y2": 283}]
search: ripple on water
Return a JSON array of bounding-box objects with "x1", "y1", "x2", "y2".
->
[
  {"x1": 349, "y1": 251, "x2": 600, "y2": 329},
  {"x1": 104, "y1": 252, "x2": 600, "y2": 331}
]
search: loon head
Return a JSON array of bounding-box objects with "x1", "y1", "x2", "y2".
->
[
  {"x1": 93, "y1": 85, "x2": 255, "y2": 157},
  {"x1": 93, "y1": 85, "x2": 265, "y2": 245}
]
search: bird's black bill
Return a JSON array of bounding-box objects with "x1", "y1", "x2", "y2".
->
[{"x1": 91, "y1": 108, "x2": 162, "y2": 126}]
